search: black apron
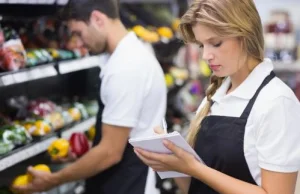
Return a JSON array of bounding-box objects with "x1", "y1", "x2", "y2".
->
[
  {"x1": 85, "y1": 74, "x2": 148, "y2": 194},
  {"x1": 188, "y1": 71, "x2": 275, "y2": 194}
]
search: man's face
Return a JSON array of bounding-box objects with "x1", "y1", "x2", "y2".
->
[{"x1": 68, "y1": 20, "x2": 107, "y2": 54}]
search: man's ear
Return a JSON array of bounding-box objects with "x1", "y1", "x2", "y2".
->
[{"x1": 90, "y1": 10, "x2": 107, "y2": 27}]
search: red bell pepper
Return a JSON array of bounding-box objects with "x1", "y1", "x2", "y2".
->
[{"x1": 69, "y1": 132, "x2": 90, "y2": 157}]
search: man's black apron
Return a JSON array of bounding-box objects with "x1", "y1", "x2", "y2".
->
[
  {"x1": 85, "y1": 74, "x2": 148, "y2": 194},
  {"x1": 189, "y1": 71, "x2": 275, "y2": 194}
]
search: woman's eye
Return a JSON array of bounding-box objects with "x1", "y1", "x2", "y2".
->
[
  {"x1": 199, "y1": 44, "x2": 204, "y2": 49},
  {"x1": 213, "y1": 42, "x2": 222, "y2": 47}
]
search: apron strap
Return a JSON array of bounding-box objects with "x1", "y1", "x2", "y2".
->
[{"x1": 240, "y1": 71, "x2": 276, "y2": 120}]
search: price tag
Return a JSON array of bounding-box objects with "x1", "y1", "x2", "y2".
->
[
  {"x1": 59, "y1": 60, "x2": 78, "y2": 74},
  {"x1": 1, "y1": 75, "x2": 15, "y2": 86},
  {"x1": 8, "y1": 0, "x2": 20, "y2": 3},
  {"x1": 42, "y1": 66, "x2": 57, "y2": 77},
  {"x1": 13, "y1": 72, "x2": 29, "y2": 83},
  {"x1": 46, "y1": 0, "x2": 55, "y2": 4},
  {"x1": 38, "y1": 0, "x2": 46, "y2": 4},
  {"x1": 85, "y1": 57, "x2": 100, "y2": 69},
  {"x1": 57, "y1": 0, "x2": 68, "y2": 5},
  {"x1": 29, "y1": 68, "x2": 43, "y2": 79}
]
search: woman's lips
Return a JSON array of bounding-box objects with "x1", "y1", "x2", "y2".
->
[{"x1": 209, "y1": 64, "x2": 221, "y2": 71}]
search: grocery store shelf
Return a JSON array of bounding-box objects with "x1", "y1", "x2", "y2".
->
[
  {"x1": 0, "y1": 0, "x2": 175, "y2": 5},
  {"x1": 58, "y1": 56, "x2": 103, "y2": 74},
  {"x1": 0, "y1": 116, "x2": 96, "y2": 171},
  {"x1": 0, "y1": 135, "x2": 57, "y2": 171},
  {"x1": 61, "y1": 117, "x2": 96, "y2": 139},
  {"x1": 0, "y1": 0, "x2": 63, "y2": 4},
  {"x1": 273, "y1": 61, "x2": 300, "y2": 72},
  {"x1": 120, "y1": 0, "x2": 174, "y2": 3},
  {"x1": 0, "y1": 63, "x2": 57, "y2": 86},
  {"x1": 0, "y1": 55, "x2": 104, "y2": 87}
]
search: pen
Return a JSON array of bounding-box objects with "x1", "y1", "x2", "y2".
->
[{"x1": 162, "y1": 118, "x2": 168, "y2": 134}]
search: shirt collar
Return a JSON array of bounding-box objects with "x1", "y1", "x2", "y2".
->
[
  {"x1": 100, "y1": 32, "x2": 137, "y2": 78},
  {"x1": 212, "y1": 58, "x2": 274, "y2": 102}
]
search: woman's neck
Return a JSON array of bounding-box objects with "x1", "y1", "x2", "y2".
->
[{"x1": 227, "y1": 58, "x2": 261, "y2": 94}]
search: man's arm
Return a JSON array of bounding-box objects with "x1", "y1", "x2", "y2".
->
[{"x1": 52, "y1": 123, "x2": 130, "y2": 184}]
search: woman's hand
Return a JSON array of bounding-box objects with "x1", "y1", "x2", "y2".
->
[{"x1": 134, "y1": 137, "x2": 199, "y2": 176}]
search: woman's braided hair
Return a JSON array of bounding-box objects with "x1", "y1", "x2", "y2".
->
[{"x1": 179, "y1": 0, "x2": 264, "y2": 146}]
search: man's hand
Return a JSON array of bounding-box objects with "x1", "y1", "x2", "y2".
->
[{"x1": 12, "y1": 166, "x2": 58, "y2": 194}]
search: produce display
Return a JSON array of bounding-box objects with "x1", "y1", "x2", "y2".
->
[
  {"x1": 0, "y1": 97, "x2": 98, "y2": 156},
  {"x1": 0, "y1": 2, "x2": 185, "y2": 194},
  {"x1": 0, "y1": 18, "x2": 90, "y2": 72}
]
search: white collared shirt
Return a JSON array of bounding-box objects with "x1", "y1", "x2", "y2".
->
[
  {"x1": 100, "y1": 32, "x2": 167, "y2": 138},
  {"x1": 99, "y1": 32, "x2": 166, "y2": 194},
  {"x1": 197, "y1": 58, "x2": 300, "y2": 185}
]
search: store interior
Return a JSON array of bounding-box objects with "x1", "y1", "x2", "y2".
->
[{"x1": 0, "y1": 0, "x2": 299, "y2": 193}]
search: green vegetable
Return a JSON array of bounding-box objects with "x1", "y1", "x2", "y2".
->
[
  {"x1": 74, "y1": 102, "x2": 89, "y2": 119},
  {"x1": 0, "y1": 125, "x2": 32, "y2": 146},
  {"x1": 84, "y1": 100, "x2": 99, "y2": 116},
  {"x1": 0, "y1": 141, "x2": 14, "y2": 155}
]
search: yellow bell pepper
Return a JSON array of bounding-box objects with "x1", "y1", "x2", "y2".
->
[
  {"x1": 27, "y1": 164, "x2": 51, "y2": 182},
  {"x1": 32, "y1": 164, "x2": 51, "y2": 172},
  {"x1": 157, "y1": 27, "x2": 174, "y2": 39},
  {"x1": 47, "y1": 139, "x2": 70, "y2": 160},
  {"x1": 12, "y1": 175, "x2": 29, "y2": 186},
  {"x1": 11, "y1": 175, "x2": 29, "y2": 194},
  {"x1": 87, "y1": 125, "x2": 96, "y2": 141}
]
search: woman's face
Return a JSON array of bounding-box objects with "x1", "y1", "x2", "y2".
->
[{"x1": 192, "y1": 23, "x2": 248, "y2": 78}]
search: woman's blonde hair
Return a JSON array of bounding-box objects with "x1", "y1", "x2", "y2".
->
[{"x1": 180, "y1": 0, "x2": 265, "y2": 146}]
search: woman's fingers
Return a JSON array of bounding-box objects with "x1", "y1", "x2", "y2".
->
[{"x1": 154, "y1": 126, "x2": 165, "y2": 134}]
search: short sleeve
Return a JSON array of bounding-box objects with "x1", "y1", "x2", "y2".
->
[
  {"x1": 101, "y1": 73, "x2": 145, "y2": 128},
  {"x1": 256, "y1": 96, "x2": 300, "y2": 172}
]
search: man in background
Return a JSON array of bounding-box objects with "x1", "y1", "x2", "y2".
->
[{"x1": 14, "y1": 0, "x2": 166, "y2": 193}]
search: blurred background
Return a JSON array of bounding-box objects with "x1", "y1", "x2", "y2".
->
[{"x1": 0, "y1": 0, "x2": 299, "y2": 193}]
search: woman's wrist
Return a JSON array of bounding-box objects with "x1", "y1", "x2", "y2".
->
[{"x1": 188, "y1": 159, "x2": 206, "y2": 178}]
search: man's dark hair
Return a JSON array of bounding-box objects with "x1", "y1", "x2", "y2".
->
[{"x1": 61, "y1": 0, "x2": 120, "y2": 21}]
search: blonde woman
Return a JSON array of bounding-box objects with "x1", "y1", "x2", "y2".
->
[{"x1": 134, "y1": 0, "x2": 300, "y2": 194}]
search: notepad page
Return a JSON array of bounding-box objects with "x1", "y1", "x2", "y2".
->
[{"x1": 129, "y1": 132, "x2": 204, "y2": 179}]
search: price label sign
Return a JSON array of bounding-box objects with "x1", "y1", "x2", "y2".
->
[
  {"x1": 28, "y1": 0, "x2": 37, "y2": 3},
  {"x1": 57, "y1": 0, "x2": 68, "y2": 5},
  {"x1": 1, "y1": 75, "x2": 15, "y2": 86},
  {"x1": 29, "y1": 68, "x2": 43, "y2": 79},
  {"x1": 42, "y1": 66, "x2": 57, "y2": 77},
  {"x1": 13, "y1": 72, "x2": 29, "y2": 83}
]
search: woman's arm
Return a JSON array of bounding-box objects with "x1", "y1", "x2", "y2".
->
[
  {"x1": 191, "y1": 161, "x2": 298, "y2": 194},
  {"x1": 174, "y1": 177, "x2": 191, "y2": 194},
  {"x1": 135, "y1": 141, "x2": 298, "y2": 194}
]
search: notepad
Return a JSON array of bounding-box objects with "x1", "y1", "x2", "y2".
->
[{"x1": 129, "y1": 131, "x2": 205, "y2": 179}]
